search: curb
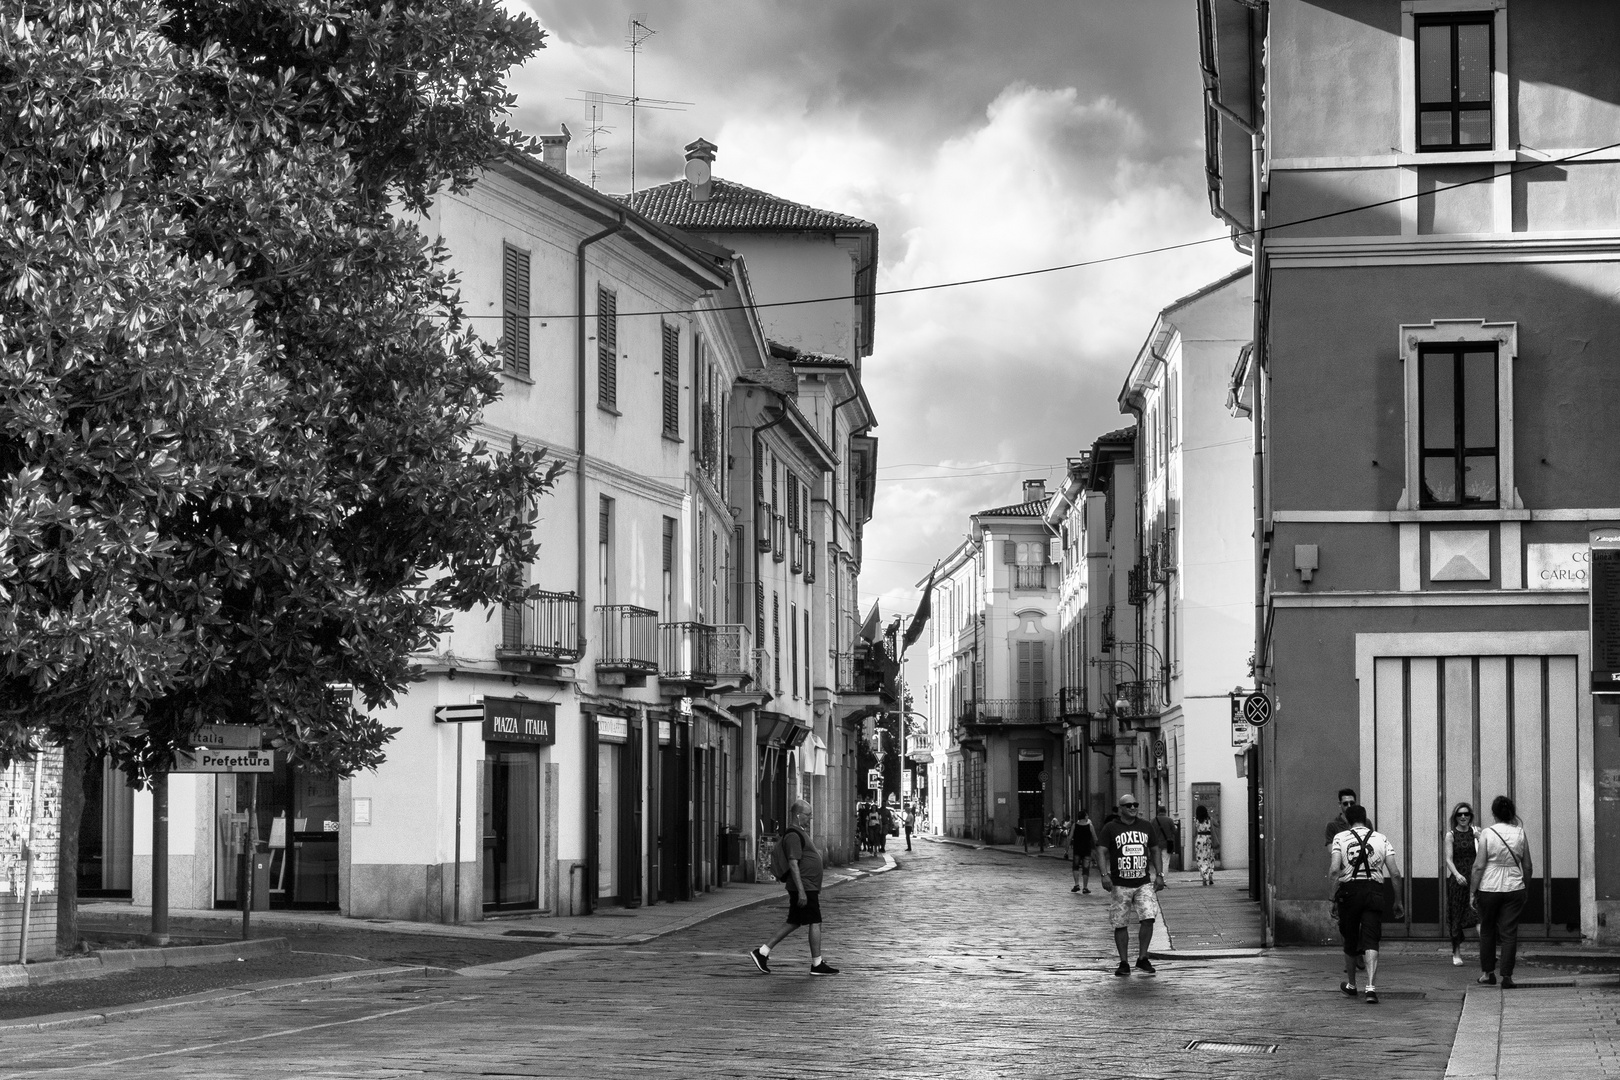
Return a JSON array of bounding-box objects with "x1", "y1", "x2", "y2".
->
[
  {"x1": 0, "y1": 965, "x2": 439, "y2": 1034},
  {"x1": 0, "y1": 938, "x2": 291, "y2": 990}
]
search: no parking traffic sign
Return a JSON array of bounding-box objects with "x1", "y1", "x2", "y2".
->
[{"x1": 1241, "y1": 691, "x2": 1272, "y2": 727}]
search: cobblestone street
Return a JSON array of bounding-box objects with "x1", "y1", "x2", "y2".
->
[{"x1": 0, "y1": 841, "x2": 1478, "y2": 1079}]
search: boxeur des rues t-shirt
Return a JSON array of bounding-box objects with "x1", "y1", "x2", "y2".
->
[{"x1": 1099, "y1": 819, "x2": 1162, "y2": 887}]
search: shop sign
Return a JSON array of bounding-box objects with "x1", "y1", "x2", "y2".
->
[
  {"x1": 1528, "y1": 543, "x2": 1590, "y2": 591},
  {"x1": 909, "y1": 749, "x2": 934, "y2": 764},
  {"x1": 1592, "y1": 538, "x2": 1620, "y2": 691},
  {"x1": 194, "y1": 724, "x2": 262, "y2": 749},
  {"x1": 598, "y1": 714, "x2": 628, "y2": 743},
  {"x1": 172, "y1": 748, "x2": 274, "y2": 773},
  {"x1": 483, "y1": 698, "x2": 555, "y2": 745}
]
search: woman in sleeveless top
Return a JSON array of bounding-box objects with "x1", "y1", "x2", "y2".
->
[
  {"x1": 1194, "y1": 804, "x2": 1216, "y2": 885},
  {"x1": 1471, "y1": 794, "x2": 1533, "y2": 989},
  {"x1": 1443, "y1": 802, "x2": 1480, "y2": 965}
]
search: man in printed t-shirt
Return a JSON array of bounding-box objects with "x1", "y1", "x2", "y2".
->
[{"x1": 1098, "y1": 793, "x2": 1167, "y2": 976}]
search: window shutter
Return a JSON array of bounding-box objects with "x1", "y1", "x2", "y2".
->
[
  {"x1": 1003, "y1": 539, "x2": 1018, "y2": 564},
  {"x1": 597, "y1": 286, "x2": 617, "y2": 408},
  {"x1": 787, "y1": 474, "x2": 799, "y2": 530},
  {"x1": 661, "y1": 323, "x2": 680, "y2": 436},
  {"x1": 502, "y1": 244, "x2": 530, "y2": 378}
]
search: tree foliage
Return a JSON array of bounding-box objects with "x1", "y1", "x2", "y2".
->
[{"x1": 0, "y1": 0, "x2": 555, "y2": 782}]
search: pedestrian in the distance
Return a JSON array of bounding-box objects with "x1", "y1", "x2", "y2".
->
[
  {"x1": 1329, "y1": 803, "x2": 1405, "y2": 1004},
  {"x1": 903, "y1": 805, "x2": 916, "y2": 852},
  {"x1": 1326, "y1": 787, "x2": 1373, "y2": 845},
  {"x1": 1153, "y1": 803, "x2": 1178, "y2": 878},
  {"x1": 751, "y1": 800, "x2": 838, "y2": 976},
  {"x1": 1070, "y1": 808, "x2": 1098, "y2": 893},
  {"x1": 1193, "y1": 804, "x2": 1216, "y2": 886},
  {"x1": 1443, "y1": 801, "x2": 1481, "y2": 966},
  {"x1": 1470, "y1": 795, "x2": 1532, "y2": 989},
  {"x1": 1097, "y1": 794, "x2": 1166, "y2": 976}
]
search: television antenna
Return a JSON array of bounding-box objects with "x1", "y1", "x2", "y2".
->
[{"x1": 569, "y1": 17, "x2": 691, "y2": 195}]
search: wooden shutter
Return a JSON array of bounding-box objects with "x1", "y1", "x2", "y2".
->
[
  {"x1": 1017, "y1": 641, "x2": 1034, "y2": 701},
  {"x1": 662, "y1": 323, "x2": 680, "y2": 436},
  {"x1": 786, "y1": 474, "x2": 799, "y2": 530},
  {"x1": 1003, "y1": 539, "x2": 1018, "y2": 564},
  {"x1": 502, "y1": 244, "x2": 531, "y2": 378},
  {"x1": 597, "y1": 286, "x2": 617, "y2": 408}
]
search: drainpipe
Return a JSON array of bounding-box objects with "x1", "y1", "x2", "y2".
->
[{"x1": 577, "y1": 215, "x2": 627, "y2": 640}]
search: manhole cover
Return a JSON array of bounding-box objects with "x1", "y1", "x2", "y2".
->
[{"x1": 1185, "y1": 1040, "x2": 1277, "y2": 1055}]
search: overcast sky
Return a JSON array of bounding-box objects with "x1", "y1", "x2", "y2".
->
[{"x1": 504, "y1": 0, "x2": 1247, "y2": 652}]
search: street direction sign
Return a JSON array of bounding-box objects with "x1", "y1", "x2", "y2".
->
[
  {"x1": 173, "y1": 748, "x2": 274, "y2": 773},
  {"x1": 194, "y1": 724, "x2": 262, "y2": 749},
  {"x1": 1241, "y1": 692, "x2": 1272, "y2": 727}
]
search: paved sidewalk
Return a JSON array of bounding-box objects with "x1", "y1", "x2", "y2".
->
[{"x1": 79, "y1": 855, "x2": 888, "y2": 950}]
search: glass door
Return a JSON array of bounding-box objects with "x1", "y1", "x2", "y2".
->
[{"x1": 483, "y1": 745, "x2": 540, "y2": 910}]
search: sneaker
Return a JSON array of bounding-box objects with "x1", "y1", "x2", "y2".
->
[
  {"x1": 1452, "y1": 955, "x2": 1463, "y2": 966},
  {"x1": 1135, "y1": 958, "x2": 1156, "y2": 974},
  {"x1": 1071, "y1": 885, "x2": 1080, "y2": 892},
  {"x1": 809, "y1": 962, "x2": 839, "y2": 976},
  {"x1": 1501, "y1": 976, "x2": 1516, "y2": 989},
  {"x1": 1340, "y1": 981, "x2": 1357, "y2": 998},
  {"x1": 749, "y1": 948, "x2": 770, "y2": 974},
  {"x1": 1365, "y1": 989, "x2": 1379, "y2": 1005},
  {"x1": 1082, "y1": 887, "x2": 1091, "y2": 894},
  {"x1": 1114, "y1": 961, "x2": 1131, "y2": 977},
  {"x1": 1477, "y1": 972, "x2": 1496, "y2": 985}
]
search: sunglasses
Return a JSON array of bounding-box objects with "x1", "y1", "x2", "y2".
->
[
  {"x1": 1340, "y1": 800, "x2": 1355, "y2": 807},
  {"x1": 1457, "y1": 811, "x2": 1473, "y2": 817},
  {"x1": 1119, "y1": 802, "x2": 1139, "y2": 809}
]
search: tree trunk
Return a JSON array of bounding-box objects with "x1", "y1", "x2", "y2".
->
[{"x1": 56, "y1": 735, "x2": 87, "y2": 957}]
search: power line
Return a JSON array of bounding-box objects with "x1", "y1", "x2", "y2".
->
[{"x1": 451, "y1": 140, "x2": 1620, "y2": 322}]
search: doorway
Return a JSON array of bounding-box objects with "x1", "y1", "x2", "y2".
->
[
  {"x1": 78, "y1": 754, "x2": 133, "y2": 898},
  {"x1": 482, "y1": 745, "x2": 541, "y2": 911},
  {"x1": 213, "y1": 757, "x2": 339, "y2": 910}
]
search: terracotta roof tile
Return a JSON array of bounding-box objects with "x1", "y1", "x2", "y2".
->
[
  {"x1": 623, "y1": 178, "x2": 875, "y2": 232},
  {"x1": 976, "y1": 498, "x2": 1052, "y2": 518}
]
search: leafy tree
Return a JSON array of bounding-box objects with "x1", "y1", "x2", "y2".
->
[{"x1": 0, "y1": 0, "x2": 555, "y2": 949}]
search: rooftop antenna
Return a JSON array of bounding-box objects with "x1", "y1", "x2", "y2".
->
[
  {"x1": 570, "y1": 17, "x2": 690, "y2": 195},
  {"x1": 572, "y1": 93, "x2": 614, "y2": 190}
]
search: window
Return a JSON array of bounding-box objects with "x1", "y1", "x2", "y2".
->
[
  {"x1": 790, "y1": 602, "x2": 799, "y2": 698},
  {"x1": 1017, "y1": 641, "x2": 1047, "y2": 703},
  {"x1": 597, "y1": 286, "x2": 617, "y2": 410},
  {"x1": 661, "y1": 517, "x2": 676, "y2": 622},
  {"x1": 598, "y1": 496, "x2": 615, "y2": 604},
  {"x1": 501, "y1": 244, "x2": 530, "y2": 378},
  {"x1": 697, "y1": 508, "x2": 707, "y2": 623},
  {"x1": 661, "y1": 322, "x2": 679, "y2": 437},
  {"x1": 1415, "y1": 14, "x2": 1493, "y2": 151},
  {"x1": 1419, "y1": 344, "x2": 1498, "y2": 507},
  {"x1": 803, "y1": 608, "x2": 811, "y2": 696},
  {"x1": 772, "y1": 592, "x2": 781, "y2": 693}
]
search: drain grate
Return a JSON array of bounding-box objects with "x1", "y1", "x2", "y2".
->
[
  {"x1": 1185, "y1": 1040, "x2": 1278, "y2": 1055},
  {"x1": 1377, "y1": 991, "x2": 1427, "y2": 1000},
  {"x1": 502, "y1": 929, "x2": 559, "y2": 938},
  {"x1": 1512, "y1": 980, "x2": 1577, "y2": 989}
]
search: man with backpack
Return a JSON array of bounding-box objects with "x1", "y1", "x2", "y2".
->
[
  {"x1": 750, "y1": 800, "x2": 838, "y2": 976},
  {"x1": 1329, "y1": 804, "x2": 1405, "y2": 1004}
]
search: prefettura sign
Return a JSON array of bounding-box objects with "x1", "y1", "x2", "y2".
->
[{"x1": 172, "y1": 748, "x2": 274, "y2": 773}]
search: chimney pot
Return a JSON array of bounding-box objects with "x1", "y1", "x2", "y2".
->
[
  {"x1": 683, "y1": 138, "x2": 717, "y2": 202},
  {"x1": 1022, "y1": 479, "x2": 1047, "y2": 503}
]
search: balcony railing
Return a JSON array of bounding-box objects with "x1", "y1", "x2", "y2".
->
[
  {"x1": 751, "y1": 647, "x2": 770, "y2": 689},
  {"x1": 706, "y1": 623, "x2": 752, "y2": 681},
  {"x1": 772, "y1": 513, "x2": 786, "y2": 563},
  {"x1": 805, "y1": 538, "x2": 817, "y2": 584},
  {"x1": 659, "y1": 621, "x2": 715, "y2": 684},
  {"x1": 963, "y1": 698, "x2": 1055, "y2": 725},
  {"x1": 595, "y1": 604, "x2": 658, "y2": 674},
  {"x1": 790, "y1": 528, "x2": 805, "y2": 574},
  {"x1": 832, "y1": 650, "x2": 855, "y2": 692},
  {"x1": 756, "y1": 500, "x2": 773, "y2": 553},
  {"x1": 1110, "y1": 679, "x2": 1163, "y2": 721},
  {"x1": 1011, "y1": 564, "x2": 1047, "y2": 590},
  {"x1": 498, "y1": 592, "x2": 584, "y2": 663},
  {"x1": 1057, "y1": 685, "x2": 1088, "y2": 718},
  {"x1": 1100, "y1": 604, "x2": 1116, "y2": 651}
]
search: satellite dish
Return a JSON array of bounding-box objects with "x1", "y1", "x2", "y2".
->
[{"x1": 684, "y1": 158, "x2": 711, "y2": 185}]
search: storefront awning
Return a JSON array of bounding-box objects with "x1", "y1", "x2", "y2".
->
[{"x1": 690, "y1": 698, "x2": 742, "y2": 728}]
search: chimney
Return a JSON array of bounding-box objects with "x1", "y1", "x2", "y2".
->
[
  {"x1": 1022, "y1": 479, "x2": 1047, "y2": 504},
  {"x1": 538, "y1": 123, "x2": 571, "y2": 174},
  {"x1": 684, "y1": 138, "x2": 717, "y2": 202}
]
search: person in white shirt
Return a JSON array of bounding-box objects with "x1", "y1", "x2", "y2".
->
[
  {"x1": 1328, "y1": 804, "x2": 1405, "y2": 1004},
  {"x1": 1469, "y1": 794, "x2": 1533, "y2": 989}
]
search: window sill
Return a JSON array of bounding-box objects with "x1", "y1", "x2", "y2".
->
[
  {"x1": 1396, "y1": 149, "x2": 1512, "y2": 166},
  {"x1": 502, "y1": 369, "x2": 534, "y2": 385},
  {"x1": 597, "y1": 403, "x2": 621, "y2": 418},
  {"x1": 661, "y1": 432, "x2": 683, "y2": 445},
  {"x1": 1390, "y1": 508, "x2": 1528, "y2": 522}
]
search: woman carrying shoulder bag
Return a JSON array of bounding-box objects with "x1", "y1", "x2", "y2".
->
[{"x1": 1470, "y1": 795, "x2": 1533, "y2": 989}]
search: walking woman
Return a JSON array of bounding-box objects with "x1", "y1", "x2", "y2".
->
[
  {"x1": 1443, "y1": 802, "x2": 1481, "y2": 965},
  {"x1": 1194, "y1": 805, "x2": 1217, "y2": 886},
  {"x1": 1470, "y1": 795, "x2": 1533, "y2": 989},
  {"x1": 1070, "y1": 808, "x2": 1098, "y2": 893}
]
